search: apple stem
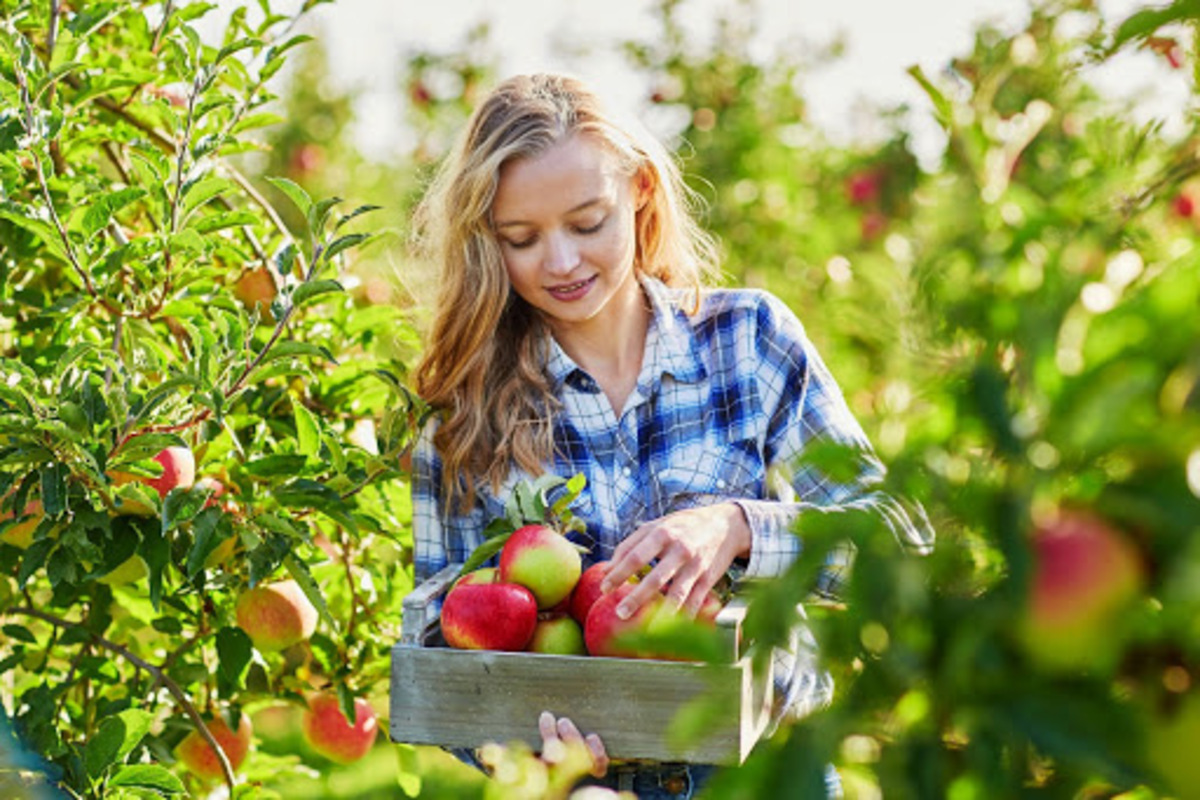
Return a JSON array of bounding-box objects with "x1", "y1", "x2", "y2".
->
[{"x1": 3, "y1": 606, "x2": 238, "y2": 792}]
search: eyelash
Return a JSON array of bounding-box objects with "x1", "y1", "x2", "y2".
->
[{"x1": 505, "y1": 219, "x2": 605, "y2": 250}]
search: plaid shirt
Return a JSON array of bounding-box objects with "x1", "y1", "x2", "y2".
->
[{"x1": 412, "y1": 276, "x2": 933, "y2": 720}]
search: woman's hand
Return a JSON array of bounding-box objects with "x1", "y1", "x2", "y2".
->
[
  {"x1": 600, "y1": 501, "x2": 751, "y2": 620},
  {"x1": 539, "y1": 711, "x2": 608, "y2": 778}
]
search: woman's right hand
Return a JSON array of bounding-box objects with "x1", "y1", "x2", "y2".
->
[{"x1": 539, "y1": 711, "x2": 609, "y2": 778}]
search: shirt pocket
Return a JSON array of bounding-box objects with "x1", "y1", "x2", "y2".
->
[{"x1": 652, "y1": 436, "x2": 765, "y2": 513}]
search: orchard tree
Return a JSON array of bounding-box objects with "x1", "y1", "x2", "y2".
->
[{"x1": 0, "y1": 1, "x2": 421, "y2": 797}]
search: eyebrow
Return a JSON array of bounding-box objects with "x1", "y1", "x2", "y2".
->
[{"x1": 493, "y1": 197, "x2": 606, "y2": 230}]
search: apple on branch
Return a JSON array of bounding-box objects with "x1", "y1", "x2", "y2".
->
[
  {"x1": 175, "y1": 712, "x2": 252, "y2": 783},
  {"x1": 302, "y1": 693, "x2": 379, "y2": 765},
  {"x1": 108, "y1": 445, "x2": 196, "y2": 515},
  {"x1": 236, "y1": 580, "x2": 319, "y2": 653},
  {"x1": 1017, "y1": 508, "x2": 1144, "y2": 673}
]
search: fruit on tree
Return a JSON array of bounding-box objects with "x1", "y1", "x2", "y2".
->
[
  {"x1": 233, "y1": 266, "x2": 278, "y2": 314},
  {"x1": 1018, "y1": 509, "x2": 1144, "y2": 673},
  {"x1": 440, "y1": 580, "x2": 538, "y2": 651},
  {"x1": 109, "y1": 446, "x2": 196, "y2": 514},
  {"x1": 529, "y1": 614, "x2": 587, "y2": 655},
  {"x1": 235, "y1": 580, "x2": 319, "y2": 652},
  {"x1": 175, "y1": 713, "x2": 252, "y2": 782},
  {"x1": 0, "y1": 499, "x2": 43, "y2": 549},
  {"x1": 498, "y1": 524, "x2": 582, "y2": 609},
  {"x1": 1173, "y1": 192, "x2": 1195, "y2": 220},
  {"x1": 568, "y1": 561, "x2": 610, "y2": 626},
  {"x1": 301, "y1": 693, "x2": 379, "y2": 765}
]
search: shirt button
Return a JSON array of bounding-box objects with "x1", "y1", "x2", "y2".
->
[
  {"x1": 717, "y1": 479, "x2": 727, "y2": 489},
  {"x1": 622, "y1": 466, "x2": 632, "y2": 477}
]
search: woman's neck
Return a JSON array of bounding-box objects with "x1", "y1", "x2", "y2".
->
[{"x1": 550, "y1": 279, "x2": 651, "y2": 415}]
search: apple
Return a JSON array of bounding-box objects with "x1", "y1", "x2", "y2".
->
[
  {"x1": 529, "y1": 614, "x2": 586, "y2": 655},
  {"x1": 440, "y1": 581, "x2": 538, "y2": 651},
  {"x1": 1173, "y1": 193, "x2": 1195, "y2": 220},
  {"x1": 453, "y1": 566, "x2": 498, "y2": 589},
  {"x1": 0, "y1": 499, "x2": 43, "y2": 550},
  {"x1": 1018, "y1": 509, "x2": 1144, "y2": 673},
  {"x1": 236, "y1": 580, "x2": 319, "y2": 652},
  {"x1": 585, "y1": 583, "x2": 721, "y2": 660},
  {"x1": 301, "y1": 693, "x2": 378, "y2": 765},
  {"x1": 175, "y1": 713, "x2": 252, "y2": 782},
  {"x1": 109, "y1": 446, "x2": 196, "y2": 514},
  {"x1": 233, "y1": 266, "x2": 278, "y2": 314},
  {"x1": 845, "y1": 169, "x2": 882, "y2": 206},
  {"x1": 568, "y1": 561, "x2": 610, "y2": 626},
  {"x1": 498, "y1": 524, "x2": 582, "y2": 610}
]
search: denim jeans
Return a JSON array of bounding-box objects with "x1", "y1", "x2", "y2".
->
[{"x1": 578, "y1": 762, "x2": 843, "y2": 799}]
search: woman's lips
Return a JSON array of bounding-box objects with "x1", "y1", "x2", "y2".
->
[{"x1": 547, "y1": 275, "x2": 596, "y2": 302}]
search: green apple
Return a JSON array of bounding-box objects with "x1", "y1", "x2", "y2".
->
[
  {"x1": 235, "y1": 580, "x2": 319, "y2": 652},
  {"x1": 529, "y1": 614, "x2": 586, "y2": 655}
]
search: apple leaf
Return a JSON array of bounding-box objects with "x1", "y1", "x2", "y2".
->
[
  {"x1": 84, "y1": 708, "x2": 155, "y2": 779},
  {"x1": 107, "y1": 764, "x2": 186, "y2": 795},
  {"x1": 285, "y1": 553, "x2": 338, "y2": 633},
  {"x1": 460, "y1": 534, "x2": 511, "y2": 576}
]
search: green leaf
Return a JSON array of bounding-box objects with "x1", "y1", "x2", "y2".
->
[
  {"x1": 292, "y1": 397, "x2": 320, "y2": 457},
  {"x1": 1111, "y1": 0, "x2": 1200, "y2": 52},
  {"x1": 83, "y1": 188, "x2": 147, "y2": 239},
  {"x1": 265, "y1": 176, "x2": 312, "y2": 218},
  {"x1": 461, "y1": 533, "x2": 512, "y2": 575},
  {"x1": 1, "y1": 624, "x2": 36, "y2": 644},
  {"x1": 180, "y1": 177, "x2": 236, "y2": 216},
  {"x1": 216, "y1": 626, "x2": 252, "y2": 685},
  {"x1": 40, "y1": 461, "x2": 68, "y2": 516},
  {"x1": 284, "y1": 553, "x2": 337, "y2": 632},
  {"x1": 84, "y1": 709, "x2": 155, "y2": 778},
  {"x1": 241, "y1": 454, "x2": 307, "y2": 478},
  {"x1": 322, "y1": 233, "x2": 370, "y2": 263},
  {"x1": 907, "y1": 65, "x2": 953, "y2": 131},
  {"x1": 107, "y1": 764, "x2": 185, "y2": 795},
  {"x1": 291, "y1": 278, "x2": 344, "y2": 308}
]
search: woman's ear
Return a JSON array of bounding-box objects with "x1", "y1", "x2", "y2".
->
[{"x1": 633, "y1": 165, "x2": 655, "y2": 212}]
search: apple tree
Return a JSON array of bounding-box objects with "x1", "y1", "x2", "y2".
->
[{"x1": 0, "y1": 1, "x2": 420, "y2": 797}]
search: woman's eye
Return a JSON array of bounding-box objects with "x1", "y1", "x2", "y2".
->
[
  {"x1": 504, "y1": 237, "x2": 537, "y2": 250},
  {"x1": 576, "y1": 218, "x2": 605, "y2": 235}
]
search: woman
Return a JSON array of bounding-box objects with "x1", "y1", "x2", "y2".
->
[{"x1": 410, "y1": 72, "x2": 931, "y2": 798}]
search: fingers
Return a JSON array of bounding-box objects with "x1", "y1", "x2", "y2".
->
[{"x1": 539, "y1": 712, "x2": 608, "y2": 777}]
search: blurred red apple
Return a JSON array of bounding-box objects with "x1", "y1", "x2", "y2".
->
[
  {"x1": 1018, "y1": 509, "x2": 1144, "y2": 673},
  {"x1": 441, "y1": 581, "x2": 537, "y2": 651},
  {"x1": 234, "y1": 267, "x2": 278, "y2": 316},
  {"x1": 302, "y1": 693, "x2": 378, "y2": 765},
  {"x1": 498, "y1": 524, "x2": 582, "y2": 609},
  {"x1": 175, "y1": 713, "x2": 252, "y2": 782},
  {"x1": 236, "y1": 579, "x2": 319, "y2": 652},
  {"x1": 1172, "y1": 193, "x2": 1195, "y2": 219}
]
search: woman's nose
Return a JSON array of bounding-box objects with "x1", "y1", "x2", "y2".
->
[{"x1": 544, "y1": 231, "x2": 580, "y2": 275}]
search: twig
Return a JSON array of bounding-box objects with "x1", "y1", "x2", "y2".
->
[{"x1": 4, "y1": 606, "x2": 238, "y2": 792}]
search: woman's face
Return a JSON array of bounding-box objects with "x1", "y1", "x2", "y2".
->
[{"x1": 491, "y1": 132, "x2": 648, "y2": 338}]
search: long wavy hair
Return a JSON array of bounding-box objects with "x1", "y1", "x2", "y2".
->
[{"x1": 412, "y1": 72, "x2": 719, "y2": 512}]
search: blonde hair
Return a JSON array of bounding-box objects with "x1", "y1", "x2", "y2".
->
[{"x1": 412, "y1": 73, "x2": 718, "y2": 511}]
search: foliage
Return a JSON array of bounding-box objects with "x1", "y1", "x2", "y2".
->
[{"x1": 0, "y1": 0, "x2": 422, "y2": 797}]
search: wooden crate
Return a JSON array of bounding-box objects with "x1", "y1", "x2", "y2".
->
[{"x1": 389, "y1": 564, "x2": 773, "y2": 765}]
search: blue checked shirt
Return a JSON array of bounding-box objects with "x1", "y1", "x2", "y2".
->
[{"x1": 412, "y1": 276, "x2": 933, "y2": 721}]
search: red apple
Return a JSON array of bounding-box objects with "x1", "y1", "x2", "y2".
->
[
  {"x1": 236, "y1": 580, "x2": 319, "y2": 652},
  {"x1": 175, "y1": 713, "x2": 252, "y2": 782},
  {"x1": 529, "y1": 615, "x2": 586, "y2": 655},
  {"x1": 302, "y1": 693, "x2": 378, "y2": 765},
  {"x1": 1173, "y1": 193, "x2": 1195, "y2": 220},
  {"x1": 568, "y1": 561, "x2": 610, "y2": 626},
  {"x1": 845, "y1": 169, "x2": 882, "y2": 206},
  {"x1": 1018, "y1": 509, "x2": 1144, "y2": 672},
  {"x1": 498, "y1": 524, "x2": 582, "y2": 610},
  {"x1": 440, "y1": 581, "x2": 538, "y2": 651},
  {"x1": 109, "y1": 445, "x2": 196, "y2": 514},
  {"x1": 585, "y1": 583, "x2": 722, "y2": 660}
]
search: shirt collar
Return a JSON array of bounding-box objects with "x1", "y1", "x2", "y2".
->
[{"x1": 543, "y1": 275, "x2": 708, "y2": 393}]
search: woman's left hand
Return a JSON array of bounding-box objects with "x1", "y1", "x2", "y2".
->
[{"x1": 600, "y1": 501, "x2": 751, "y2": 620}]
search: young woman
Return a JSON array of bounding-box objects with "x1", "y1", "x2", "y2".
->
[{"x1": 410, "y1": 72, "x2": 932, "y2": 798}]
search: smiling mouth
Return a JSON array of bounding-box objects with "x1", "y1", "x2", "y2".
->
[{"x1": 547, "y1": 276, "x2": 596, "y2": 296}]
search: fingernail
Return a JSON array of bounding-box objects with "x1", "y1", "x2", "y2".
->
[
  {"x1": 599, "y1": 581, "x2": 612, "y2": 593},
  {"x1": 616, "y1": 603, "x2": 631, "y2": 620}
]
